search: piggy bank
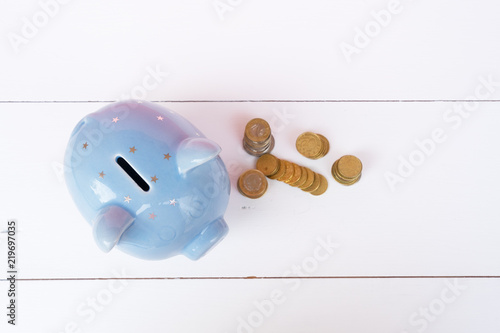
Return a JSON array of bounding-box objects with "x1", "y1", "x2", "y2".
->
[{"x1": 64, "y1": 100, "x2": 230, "y2": 260}]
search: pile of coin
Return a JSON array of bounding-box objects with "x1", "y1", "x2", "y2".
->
[
  {"x1": 295, "y1": 132, "x2": 330, "y2": 160},
  {"x1": 243, "y1": 118, "x2": 275, "y2": 157},
  {"x1": 256, "y1": 154, "x2": 328, "y2": 196},
  {"x1": 237, "y1": 169, "x2": 269, "y2": 199},
  {"x1": 238, "y1": 116, "x2": 364, "y2": 199},
  {"x1": 331, "y1": 155, "x2": 362, "y2": 186}
]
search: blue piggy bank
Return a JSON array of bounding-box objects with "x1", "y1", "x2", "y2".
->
[{"x1": 64, "y1": 100, "x2": 230, "y2": 260}]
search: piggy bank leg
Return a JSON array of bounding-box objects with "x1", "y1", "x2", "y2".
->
[
  {"x1": 182, "y1": 217, "x2": 228, "y2": 260},
  {"x1": 92, "y1": 206, "x2": 135, "y2": 253}
]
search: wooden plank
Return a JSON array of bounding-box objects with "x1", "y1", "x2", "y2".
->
[
  {"x1": 0, "y1": 101, "x2": 498, "y2": 278},
  {"x1": 1, "y1": 278, "x2": 499, "y2": 332},
  {"x1": 1, "y1": 1, "x2": 499, "y2": 101}
]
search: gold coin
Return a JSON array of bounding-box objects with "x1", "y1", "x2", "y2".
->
[
  {"x1": 332, "y1": 155, "x2": 361, "y2": 186},
  {"x1": 331, "y1": 160, "x2": 352, "y2": 183},
  {"x1": 269, "y1": 159, "x2": 287, "y2": 180},
  {"x1": 237, "y1": 169, "x2": 268, "y2": 199},
  {"x1": 299, "y1": 167, "x2": 315, "y2": 189},
  {"x1": 286, "y1": 163, "x2": 302, "y2": 185},
  {"x1": 256, "y1": 154, "x2": 279, "y2": 177},
  {"x1": 296, "y1": 132, "x2": 323, "y2": 159},
  {"x1": 303, "y1": 172, "x2": 321, "y2": 193},
  {"x1": 337, "y1": 155, "x2": 362, "y2": 179},
  {"x1": 278, "y1": 160, "x2": 294, "y2": 183},
  {"x1": 292, "y1": 166, "x2": 309, "y2": 188},
  {"x1": 245, "y1": 118, "x2": 271, "y2": 143},
  {"x1": 332, "y1": 169, "x2": 361, "y2": 186},
  {"x1": 331, "y1": 160, "x2": 349, "y2": 184},
  {"x1": 310, "y1": 174, "x2": 328, "y2": 196},
  {"x1": 317, "y1": 134, "x2": 330, "y2": 158}
]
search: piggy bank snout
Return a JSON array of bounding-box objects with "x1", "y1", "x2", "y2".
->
[{"x1": 182, "y1": 217, "x2": 228, "y2": 260}]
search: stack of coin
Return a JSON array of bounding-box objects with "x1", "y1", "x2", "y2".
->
[
  {"x1": 331, "y1": 155, "x2": 362, "y2": 186},
  {"x1": 237, "y1": 169, "x2": 269, "y2": 199},
  {"x1": 243, "y1": 118, "x2": 275, "y2": 156},
  {"x1": 256, "y1": 154, "x2": 328, "y2": 196},
  {"x1": 295, "y1": 132, "x2": 330, "y2": 160}
]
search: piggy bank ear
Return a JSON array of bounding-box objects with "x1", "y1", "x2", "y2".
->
[
  {"x1": 92, "y1": 206, "x2": 135, "y2": 253},
  {"x1": 177, "y1": 137, "x2": 221, "y2": 174}
]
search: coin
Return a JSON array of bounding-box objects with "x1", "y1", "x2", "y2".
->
[
  {"x1": 243, "y1": 118, "x2": 274, "y2": 156},
  {"x1": 243, "y1": 140, "x2": 262, "y2": 157},
  {"x1": 244, "y1": 134, "x2": 274, "y2": 149},
  {"x1": 286, "y1": 163, "x2": 302, "y2": 185},
  {"x1": 310, "y1": 174, "x2": 328, "y2": 196},
  {"x1": 254, "y1": 153, "x2": 329, "y2": 196},
  {"x1": 296, "y1": 132, "x2": 330, "y2": 159},
  {"x1": 245, "y1": 118, "x2": 271, "y2": 143},
  {"x1": 292, "y1": 166, "x2": 309, "y2": 188},
  {"x1": 278, "y1": 160, "x2": 294, "y2": 183},
  {"x1": 243, "y1": 135, "x2": 275, "y2": 157},
  {"x1": 317, "y1": 134, "x2": 330, "y2": 158},
  {"x1": 290, "y1": 166, "x2": 307, "y2": 187},
  {"x1": 237, "y1": 169, "x2": 268, "y2": 199},
  {"x1": 256, "y1": 154, "x2": 279, "y2": 177},
  {"x1": 298, "y1": 167, "x2": 315, "y2": 189},
  {"x1": 331, "y1": 155, "x2": 362, "y2": 186},
  {"x1": 269, "y1": 159, "x2": 287, "y2": 180},
  {"x1": 303, "y1": 172, "x2": 321, "y2": 193},
  {"x1": 337, "y1": 155, "x2": 362, "y2": 179},
  {"x1": 333, "y1": 160, "x2": 361, "y2": 184},
  {"x1": 296, "y1": 132, "x2": 323, "y2": 159}
]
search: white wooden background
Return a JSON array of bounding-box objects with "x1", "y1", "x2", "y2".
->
[{"x1": 1, "y1": 1, "x2": 500, "y2": 332}]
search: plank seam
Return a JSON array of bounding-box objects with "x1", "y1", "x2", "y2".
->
[
  {"x1": 1, "y1": 100, "x2": 500, "y2": 103},
  {"x1": 3, "y1": 276, "x2": 499, "y2": 282}
]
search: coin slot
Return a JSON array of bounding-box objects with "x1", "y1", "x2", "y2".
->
[{"x1": 116, "y1": 156, "x2": 150, "y2": 192}]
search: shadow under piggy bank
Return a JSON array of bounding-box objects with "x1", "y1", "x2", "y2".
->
[{"x1": 64, "y1": 100, "x2": 230, "y2": 260}]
